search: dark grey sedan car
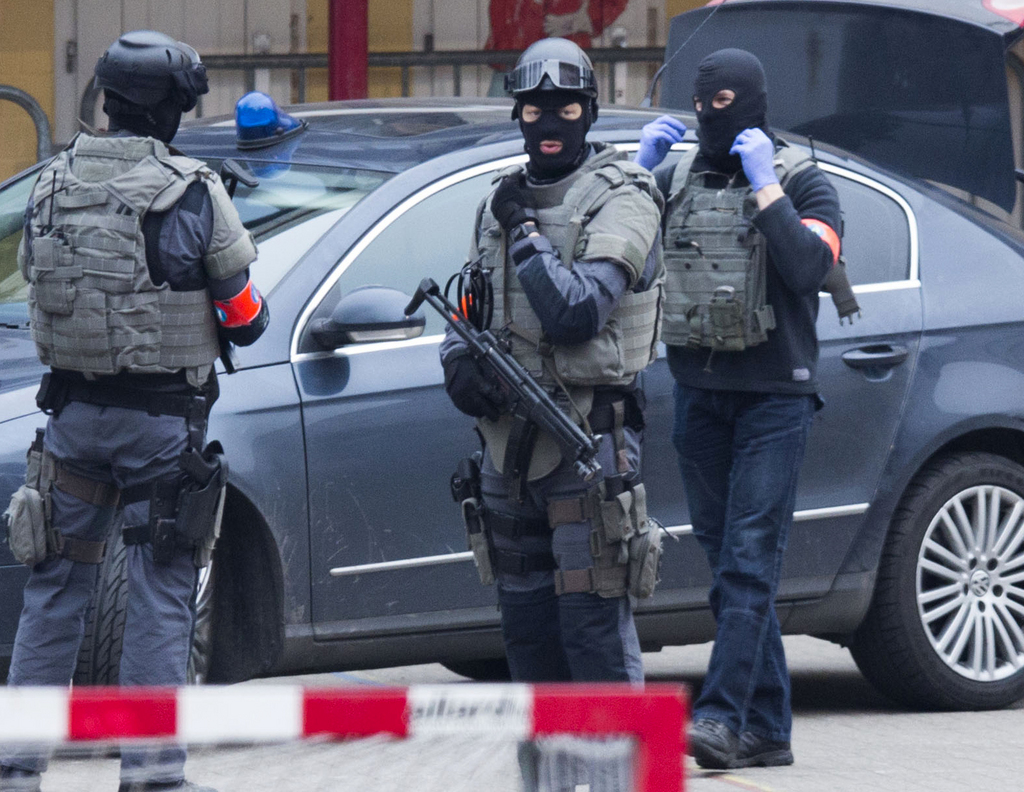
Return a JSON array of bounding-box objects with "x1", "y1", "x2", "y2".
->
[{"x1": 2, "y1": 98, "x2": 1024, "y2": 711}]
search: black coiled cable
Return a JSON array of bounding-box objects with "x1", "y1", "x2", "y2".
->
[{"x1": 444, "y1": 258, "x2": 493, "y2": 331}]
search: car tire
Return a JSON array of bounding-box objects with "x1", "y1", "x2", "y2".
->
[
  {"x1": 74, "y1": 525, "x2": 214, "y2": 686},
  {"x1": 74, "y1": 525, "x2": 128, "y2": 685},
  {"x1": 442, "y1": 658, "x2": 511, "y2": 681},
  {"x1": 850, "y1": 451, "x2": 1024, "y2": 709}
]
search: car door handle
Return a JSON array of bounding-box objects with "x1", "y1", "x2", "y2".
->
[{"x1": 841, "y1": 344, "x2": 909, "y2": 370}]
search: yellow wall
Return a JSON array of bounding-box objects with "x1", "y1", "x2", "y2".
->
[
  {"x1": 666, "y1": 0, "x2": 707, "y2": 20},
  {"x1": 306, "y1": 0, "x2": 414, "y2": 101},
  {"x1": 0, "y1": 0, "x2": 55, "y2": 181}
]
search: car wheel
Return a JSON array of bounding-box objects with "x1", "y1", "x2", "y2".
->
[
  {"x1": 442, "y1": 658, "x2": 512, "y2": 681},
  {"x1": 850, "y1": 452, "x2": 1024, "y2": 709},
  {"x1": 74, "y1": 525, "x2": 215, "y2": 685}
]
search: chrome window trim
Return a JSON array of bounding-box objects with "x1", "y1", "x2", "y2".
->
[
  {"x1": 290, "y1": 154, "x2": 528, "y2": 361},
  {"x1": 817, "y1": 161, "x2": 921, "y2": 285},
  {"x1": 328, "y1": 502, "x2": 870, "y2": 577}
]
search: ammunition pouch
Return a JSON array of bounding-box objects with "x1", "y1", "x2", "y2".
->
[
  {"x1": 3, "y1": 428, "x2": 112, "y2": 566},
  {"x1": 547, "y1": 481, "x2": 661, "y2": 599},
  {"x1": 122, "y1": 441, "x2": 228, "y2": 568}
]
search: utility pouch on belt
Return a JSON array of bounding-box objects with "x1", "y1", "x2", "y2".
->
[
  {"x1": 4, "y1": 429, "x2": 51, "y2": 567},
  {"x1": 35, "y1": 372, "x2": 70, "y2": 416},
  {"x1": 451, "y1": 452, "x2": 494, "y2": 586}
]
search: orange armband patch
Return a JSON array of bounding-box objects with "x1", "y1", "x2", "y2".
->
[
  {"x1": 214, "y1": 279, "x2": 264, "y2": 328},
  {"x1": 801, "y1": 218, "x2": 841, "y2": 264}
]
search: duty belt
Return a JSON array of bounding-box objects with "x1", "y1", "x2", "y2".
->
[{"x1": 37, "y1": 371, "x2": 200, "y2": 418}]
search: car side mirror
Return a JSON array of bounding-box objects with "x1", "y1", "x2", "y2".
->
[{"x1": 309, "y1": 286, "x2": 426, "y2": 349}]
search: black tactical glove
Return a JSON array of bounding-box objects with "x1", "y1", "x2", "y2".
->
[
  {"x1": 491, "y1": 173, "x2": 539, "y2": 233},
  {"x1": 443, "y1": 350, "x2": 507, "y2": 421}
]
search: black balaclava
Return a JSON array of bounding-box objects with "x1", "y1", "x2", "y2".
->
[
  {"x1": 693, "y1": 48, "x2": 769, "y2": 173},
  {"x1": 104, "y1": 91, "x2": 183, "y2": 143},
  {"x1": 517, "y1": 87, "x2": 594, "y2": 181}
]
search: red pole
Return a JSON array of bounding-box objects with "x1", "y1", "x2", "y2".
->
[{"x1": 328, "y1": 0, "x2": 368, "y2": 100}]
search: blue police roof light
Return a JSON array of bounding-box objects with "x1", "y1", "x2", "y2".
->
[{"x1": 235, "y1": 91, "x2": 308, "y2": 149}]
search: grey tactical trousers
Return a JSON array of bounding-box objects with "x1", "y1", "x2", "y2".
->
[{"x1": 1, "y1": 400, "x2": 200, "y2": 786}]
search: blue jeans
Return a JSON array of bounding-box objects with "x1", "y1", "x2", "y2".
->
[{"x1": 672, "y1": 384, "x2": 815, "y2": 743}]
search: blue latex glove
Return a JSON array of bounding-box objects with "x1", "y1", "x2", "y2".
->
[
  {"x1": 635, "y1": 115, "x2": 687, "y2": 171},
  {"x1": 729, "y1": 128, "x2": 779, "y2": 192}
]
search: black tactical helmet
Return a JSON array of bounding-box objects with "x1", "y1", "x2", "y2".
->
[
  {"x1": 505, "y1": 38, "x2": 598, "y2": 119},
  {"x1": 94, "y1": 30, "x2": 209, "y2": 113}
]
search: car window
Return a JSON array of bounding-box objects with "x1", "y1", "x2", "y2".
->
[
  {"x1": 828, "y1": 174, "x2": 912, "y2": 285},
  {"x1": 304, "y1": 169, "x2": 497, "y2": 344},
  {"x1": 209, "y1": 162, "x2": 390, "y2": 295},
  {"x1": 0, "y1": 170, "x2": 37, "y2": 313}
]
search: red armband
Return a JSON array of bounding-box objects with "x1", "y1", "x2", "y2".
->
[
  {"x1": 801, "y1": 218, "x2": 841, "y2": 265},
  {"x1": 214, "y1": 279, "x2": 264, "y2": 328}
]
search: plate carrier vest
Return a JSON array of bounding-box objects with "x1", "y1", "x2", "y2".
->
[
  {"x1": 662, "y1": 141, "x2": 816, "y2": 351},
  {"x1": 472, "y1": 143, "x2": 665, "y2": 391},
  {"x1": 21, "y1": 135, "x2": 255, "y2": 387}
]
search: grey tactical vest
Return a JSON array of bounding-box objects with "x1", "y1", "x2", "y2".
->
[
  {"x1": 21, "y1": 135, "x2": 256, "y2": 387},
  {"x1": 661, "y1": 142, "x2": 813, "y2": 351},
  {"x1": 473, "y1": 143, "x2": 665, "y2": 391}
]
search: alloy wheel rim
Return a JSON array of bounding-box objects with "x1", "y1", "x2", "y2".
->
[{"x1": 918, "y1": 485, "x2": 1024, "y2": 682}]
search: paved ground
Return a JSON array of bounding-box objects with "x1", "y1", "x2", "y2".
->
[{"x1": 38, "y1": 636, "x2": 1024, "y2": 792}]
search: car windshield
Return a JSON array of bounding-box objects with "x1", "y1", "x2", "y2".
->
[
  {"x1": 207, "y1": 161, "x2": 390, "y2": 294},
  {"x1": 0, "y1": 161, "x2": 389, "y2": 314}
]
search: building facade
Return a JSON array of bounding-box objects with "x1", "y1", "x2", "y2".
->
[{"x1": 0, "y1": 0, "x2": 704, "y2": 181}]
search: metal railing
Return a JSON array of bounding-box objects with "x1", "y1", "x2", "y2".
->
[
  {"x1": 80, "y1": 47, "x2": 665, "y2": 127},
  {"x1": 0, "y1": 86, "x2": 55, "y2": 161}
]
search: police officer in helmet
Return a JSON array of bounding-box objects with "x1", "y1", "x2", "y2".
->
[
  {"x1": 440, "y1": 37, "x2": 665, "y2": 683},
  {"x1": 1, "y1": 31, "x2": 267, "y2": 792}
]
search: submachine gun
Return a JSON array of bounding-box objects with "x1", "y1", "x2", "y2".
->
[{"x1": 404, "y1": 277, "x2": 601, "y2": 482}]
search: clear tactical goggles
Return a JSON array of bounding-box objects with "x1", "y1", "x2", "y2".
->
[{"x1": 504, "y1": 58, "x2": 597, "y2": 96}]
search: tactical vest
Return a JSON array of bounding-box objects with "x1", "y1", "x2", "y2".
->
[
  {"x1": 22, "y1": 135, "x2": 254, "y2": 387},
  {"x1": 473, "y1": 144, "x2": 665, "y2": 391},
  {"x1": 661, "y1": 142, "x2": 814, "y2": 351}
]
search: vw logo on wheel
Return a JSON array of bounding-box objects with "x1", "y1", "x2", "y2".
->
[{"x1": 970, "y1": 570, "x2": 992, "y2": 598}]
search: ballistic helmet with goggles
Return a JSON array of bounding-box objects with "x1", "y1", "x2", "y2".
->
[
  {"x1": 505, "y1": 38, "x2": 598, "y2": 120},
  {"x1": 94, "y1": 30, "x2": 209, "y2": 113}
]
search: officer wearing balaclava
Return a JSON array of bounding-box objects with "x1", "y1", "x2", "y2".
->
[
  {"x1": 635, "y1": 49, "x2": 843, "y2": 770},
  {"x1": 439, "y1": 38, "x2": 665, "y2": 685}
]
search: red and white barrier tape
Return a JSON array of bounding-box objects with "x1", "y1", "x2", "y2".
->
[{"x1": 0, "y1": 683, "x2": 686, "y2": 790}]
